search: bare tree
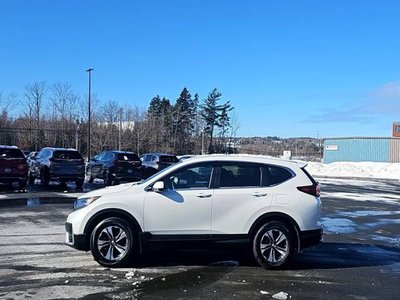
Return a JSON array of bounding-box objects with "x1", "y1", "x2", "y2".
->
[
  {"x1": 24, "y1": 82, "x2": 48, "y2": 150},
  {"x1": 49, "y1": 82, "x2": 75, "y2": 147}
]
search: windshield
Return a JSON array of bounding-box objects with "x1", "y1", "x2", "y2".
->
[
  {"x1": 116, "y1": 153, "x2": 140, "y2": 161},
  {"x1": 53, "y1": 150, "x2": 83, "y2": 160}
]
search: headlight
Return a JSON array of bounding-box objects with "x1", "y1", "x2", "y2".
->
[{"x1": 73, "y1": 196, "x2": 101, "y2": 210}]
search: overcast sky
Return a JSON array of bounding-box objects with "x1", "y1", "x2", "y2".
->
[{"x1": 1, "y1": 0, "x2": 400, "y2": 138}]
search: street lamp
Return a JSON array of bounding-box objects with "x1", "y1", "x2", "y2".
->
[{"x1": 86, "y1": 68, "x2": 94, "y2": 160}]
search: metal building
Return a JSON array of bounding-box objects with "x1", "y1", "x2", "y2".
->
[{"x1": 323, "y1": 137, "x2": 400, "y2": 163}]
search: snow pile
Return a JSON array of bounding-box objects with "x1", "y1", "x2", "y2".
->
[{"x1": 305, "y1": 161, "x2": 400, "y2": 180}]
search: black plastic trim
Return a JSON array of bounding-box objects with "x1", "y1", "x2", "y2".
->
[{"x1": 299, "y1": 228, "x2": 323, "y2": 249}]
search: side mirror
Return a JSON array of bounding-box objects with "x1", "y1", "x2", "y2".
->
[{"x1": 152, "y1": 181, "x2": 165, "y2": 192}]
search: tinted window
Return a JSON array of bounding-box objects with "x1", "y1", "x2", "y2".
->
[
  {"x1": 53, "y1": 150, "x2": 82, "y2": 160},
  {"x1": 163, "y1": 164, "x2": 213, "y2": 190},
  {"x1": 0, "y1": 148, "x2": 25, "y2": 159},
  {"x1": 263, "y1": 165, "x2": 293, "y2": 186},
  {"x1": 36, "y1": 150, "x2": 46, "y2": 159},
  {"x1": 102, "y1": 152, "x2": 113, "y2": 160},
  {"x1": 220, "y1": 164, "x2": 261, "y2": 187},
  {"x1": 117, "y1": 153, "x2": 140, "y2": 161},
  {"x1": 159, "y1": 156, "x2": 179, "y2": 163}
]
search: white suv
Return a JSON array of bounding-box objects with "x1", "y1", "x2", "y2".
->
[{"x1": 66, "y1": 155, "x2": 322, "y2": 269}]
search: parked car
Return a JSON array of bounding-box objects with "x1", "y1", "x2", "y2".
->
[
  {"x1": 86, "y1": 150, "x2": 143, "y2": 186},
  {"x1": 26, "y1": 151, "x2": 38, "y2": 168},
  {"x1": 66, "y1": 154, "x2": 322, "y2": 269},
  {"x1": 177, "y1": 155, "x2": 197, "y2": 161},
  {"x1": 0, "y1": 145, "x2": 28, "y2": 190},
  {"x1": 140, "y1": 153, "x2": 179, "y2": 177},
  {"x1": 29, "y1": 147, "x2": 85, "y2": 188}
]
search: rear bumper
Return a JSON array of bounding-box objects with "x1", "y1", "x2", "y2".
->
[
  {"x1": 50, "y1": 174, "x2": 85, "y2": 181},
  {"x1": 299, "y1": 228, "x2": 323, "y2": 249}
]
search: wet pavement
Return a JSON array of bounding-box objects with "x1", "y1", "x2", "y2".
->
[{"x1": 0, "y1": 177, "x2": 399, "y2": 299}]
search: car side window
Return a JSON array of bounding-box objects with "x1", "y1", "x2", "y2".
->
[
  {"x1": 37, "y1": 150, "x2": 48, "y2": 159},
  {"x1": 262, "y1": 165, "x2": 293, "y2": 186},
  {"x1": 219, "y1": 163, "x2": 261, "y2": 188},
  {"x1": 103, "y1": 152, "x2": 112, "y2": 161},
  {"x1": 163, "y1": 164, "x2": 213, "y2": 190}
]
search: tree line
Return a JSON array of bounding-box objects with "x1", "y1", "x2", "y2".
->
[{"x1": 0, "y1": 83, "x2": 238, "y2": 157}]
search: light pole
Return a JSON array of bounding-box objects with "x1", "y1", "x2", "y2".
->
[{"x1": 86, "y1": 68, "x2": 94, "y2": 160}]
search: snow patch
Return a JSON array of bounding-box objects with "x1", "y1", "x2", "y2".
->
[
  {"x1": 305, "y1": 161, "x2": 400, "y2": 180},
  {"x1": 272, "y1": 291, "x2": 289, "y2": 300},
  {"x1": 321, "y1": 217, "x2": 357, "y2": 234}
]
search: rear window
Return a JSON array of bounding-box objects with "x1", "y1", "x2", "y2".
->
[
  {"x1": 0, "y1": 148, "x2": 25, "y2": 159},
  {"x1": 263, "y1": 166, "x2": 293, "y2": 186},
  {"x1": 53, "y1": 150, "x2": 83, "y2": 160},
  {"x1": 160, "y1": 156, "x2": 179, "y2": 163},
  {"x1": 116, "y1": 153, "x2": 140, "y2": 161},
  {"x1": 220, "y1": 164, "x2": 261, "y2": 187}
]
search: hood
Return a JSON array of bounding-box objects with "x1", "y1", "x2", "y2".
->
[{"x1": 78, "y1": 181, "x2": 140, "y2": 199}]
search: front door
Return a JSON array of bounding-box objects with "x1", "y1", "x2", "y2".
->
[{"x1": 143, "y1": 163, "x2": 214, "y2": 236}]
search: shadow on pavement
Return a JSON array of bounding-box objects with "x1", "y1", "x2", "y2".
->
[{"x1": 123, "y1": 241, "x2": 400, "y2": 271}]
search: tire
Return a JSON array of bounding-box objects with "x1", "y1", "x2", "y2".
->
[
  {"x1": 103, "y1": 170, "x2": 113, "y2": 186},
  {"x1": 252, "y1": 221, "x2": 293, "y2": 269},
  {"x1": 76, "y1": 179, "x2": 84, "y2": 189},
  {"x1": 28, "y1": 173, "x2": 35, "y2": 184},
  {"x1": 40, "y1": 168, "x2": 49, "y2": 187},
  {"x1": 19, "y1": 180, "x2": 27, "y2": 190},
  {"x1": 87, "y1": 168, "x2": 94, "y2": 184},
  {"x1": 90, "y1": 217, "x2": 136, "y2": 267}
]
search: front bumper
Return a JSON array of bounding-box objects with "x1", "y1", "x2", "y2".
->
[{"x1": 65, "y1": 222, "x2": 89, "y2": 251}]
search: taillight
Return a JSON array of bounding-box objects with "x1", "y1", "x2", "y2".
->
[{"x1": 297, "y1": 183, "x2": 320, "y2": 197}]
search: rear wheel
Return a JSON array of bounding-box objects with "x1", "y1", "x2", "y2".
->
[
  {"x1": 76, "y1": 179, "x2": 84, "y2": 189},
  {"x1": 103, "y1": 170, "x2": 113, "y2": 186},
  {"x1": 40, "y1": 168, "x2": 49, "y2": 187},
  {"x1": 28, "y1": 173, "x2": 35, "y2": 184},
  {"x1": 252, "y1": 221, "x2": 293, "y2": 269},
  {"x1": 90, "y1": 217, "x2": 136, "y2": 267},
  {"x1": 19, "y1": 180, "x2": 27, "y2": 190}
]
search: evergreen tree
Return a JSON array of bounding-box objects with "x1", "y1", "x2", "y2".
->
[
  {"x1": 173, "y1": 87, "x2": 196, "y2": 154},
  {"x1": 200, "y1": 88, "x2": 233, "y2": 153}
]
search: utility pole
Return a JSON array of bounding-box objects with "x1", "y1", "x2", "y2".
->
[{"x1": 86, "y1": 68, "x2": 94, "y2": 160}]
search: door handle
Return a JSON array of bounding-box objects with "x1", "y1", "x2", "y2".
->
[
  {"x1": 196, "y1": 193, "x2": 212, "y2": 198},
  {"x1": 252, "y1": 192, "x2": 267, "y2": 197}
]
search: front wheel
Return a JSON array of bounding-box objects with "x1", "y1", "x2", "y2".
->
[
  {"x1": 252, "y1": 221, "x2": 293, "y2": 269},
  {"x1": 90, "y1": 217, "x2": 136, "y2": 267}
]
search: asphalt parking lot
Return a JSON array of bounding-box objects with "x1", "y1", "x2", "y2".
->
[{"x1": 0, "y1": 178, "x2": 399, "y2": 299}]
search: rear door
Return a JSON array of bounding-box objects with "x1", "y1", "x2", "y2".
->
[{"x1": 211, "y1": 162, "x2": 272, "y2": 235}]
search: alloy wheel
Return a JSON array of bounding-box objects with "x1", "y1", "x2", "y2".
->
[
  {"x1": 96, "y1": 225, "x2": 129, "y2": 262},
  {"x1": 259, "y1": 228, "x2": 289, "y2": 263}
]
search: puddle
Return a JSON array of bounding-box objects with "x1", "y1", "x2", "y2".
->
[
  {"x1": 339, "y1": 210, "x2": 400, "y2": 218},
  {"x1": 321, "y1": 217, "x2": 357, "y2": 234},
  {"x1": 27, "y1": 198, "x2": 41, "y2": 207},
  {"x1": 371, "y1": 235, "x2": 400, "y2": 245}
]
